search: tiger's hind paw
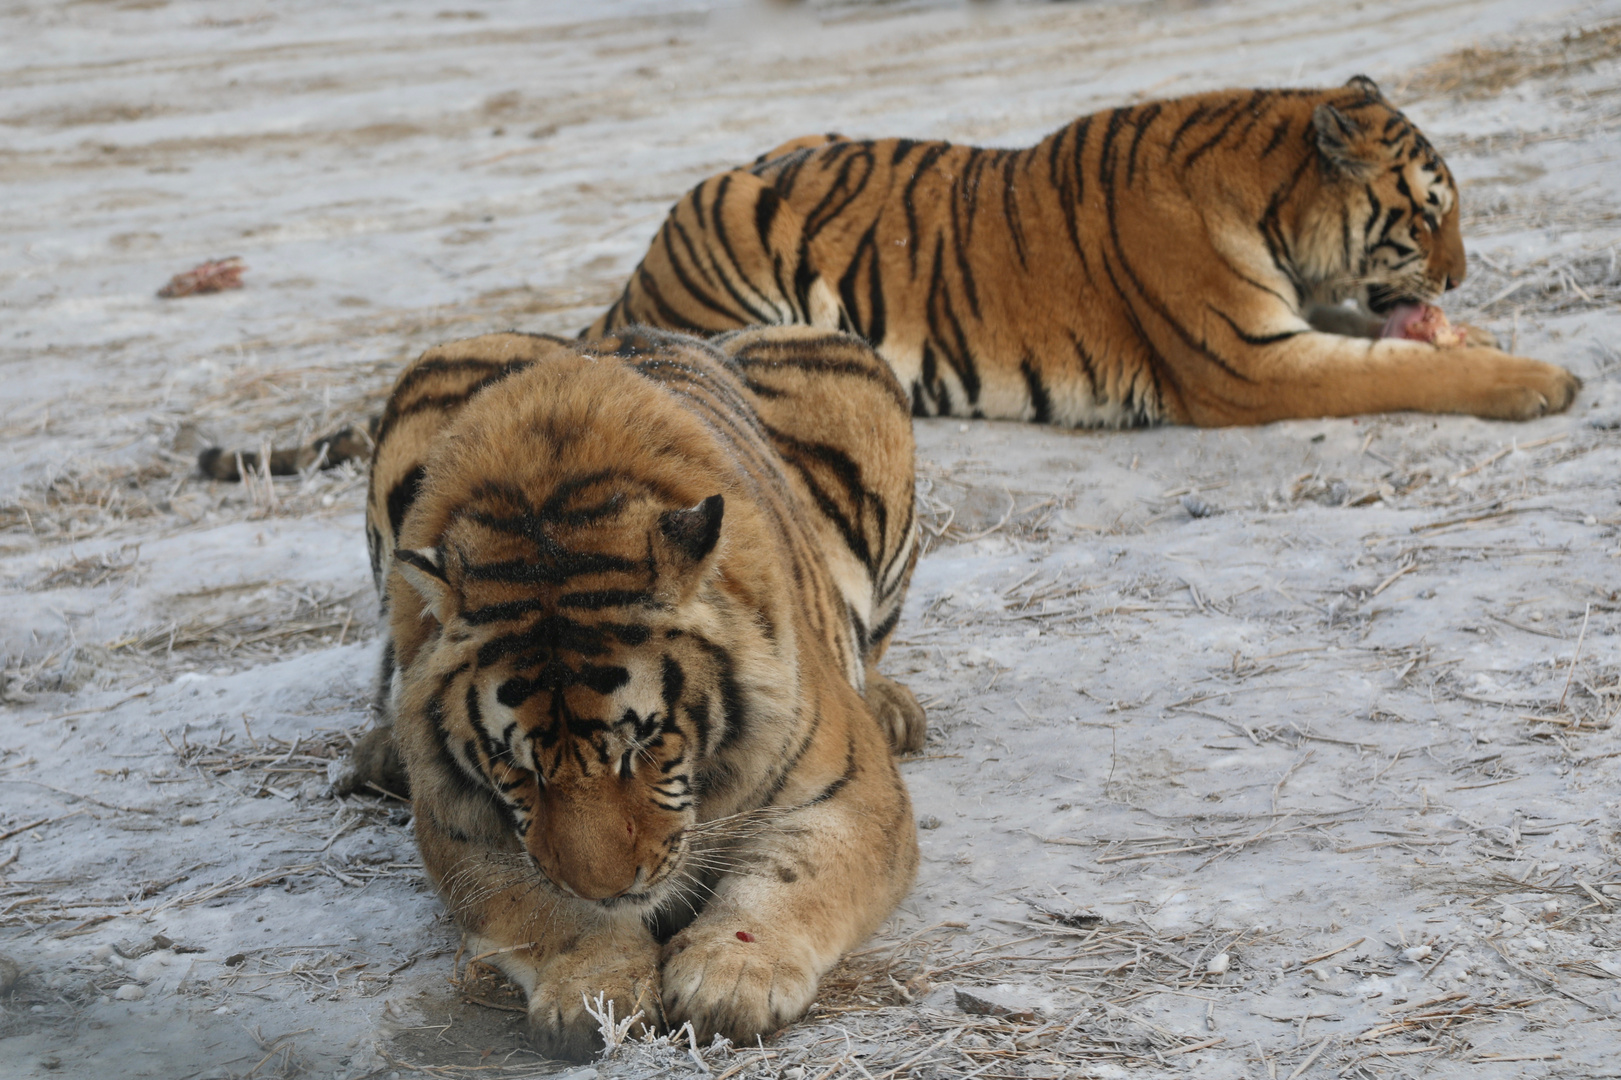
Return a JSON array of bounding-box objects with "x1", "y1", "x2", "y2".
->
[
  {"x1": 864, "y1": 670, "x2": 927, "y2": 754},
  {"x1": 328, "y1": 725, "x2": 410, "y2": 799}
]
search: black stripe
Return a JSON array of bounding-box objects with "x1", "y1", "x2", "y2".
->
[
  {"x1": 1163, "y1": 102, "x2": 1211, "y2": 159},
  {"x1": 835, "y1": 222, "x2": 886, "y2": 343},
  {"x1": 1209, "y1": 306, "x2": 1304, "y2": 345},
  {"x1": 1069, "y1": 333, "x2": 1101, "y2": 403},
  {"x1": 764, "y1": 424, "x2": 879, "y2": 575},
  {"x1": 1260, "y1": 118, "x2": 1291, "y2": 158},
  {"x1": 926, "y1": 244, "x2": 982, "y2": 407},
  {"x1": 706, "y1": 175, "x2": 778, "y2": 325},
  {"x1": 374, "y1": 357, "x2": 537, "y2": 446},
  {"x1": 803, "y1": 734, "x2": 858, "y2": 806},
  {"x1": 1001, "y1": 150, "x2": 1028, "y2": 272},
  {"x1": 1019, "y1": 355, "x2": 1052, "y2": 424},
  {"x1": 1125, "y1": 103, "x2": 1162, "y2": 186},
  {"x1": 901, "y1": 143, "x2": 949, "y2": 274},
  {"x1": 1179, "y1": 93, "x2": 1256, "y2": 171}
]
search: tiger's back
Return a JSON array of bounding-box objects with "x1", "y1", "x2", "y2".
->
[{"x1": 366, "y1": 326, "x2": 920, "y2": 734}]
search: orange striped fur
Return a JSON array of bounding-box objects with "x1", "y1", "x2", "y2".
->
[
  {"x1": 588, "y1": 78, "x2": 1577, "y2": 427},
  {"x1": 367, "y1": 326, "x2": 920, "y2": 1058}
]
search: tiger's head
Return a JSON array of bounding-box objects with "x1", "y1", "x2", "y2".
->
[
  {"x1": 393, "y1": 475, "x2": 760, "y2": 911},
  {"x1": 1299, "y1": 76, "x2": 1467, "y2": 317}
]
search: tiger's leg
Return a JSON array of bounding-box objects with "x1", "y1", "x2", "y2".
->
[
  {"x1": 864, "y1": 522, "x2": 924, "y2": 754},
  {"x1": 328, "y1": 641, "x2": 412, "y2": 798},
  {"x1": 1183, "y1": 334, "x2": 1580, "y2": 425},
  {"x1": 413, "y1": 793, "x2": 663, "y2": 1061},
  {"x1": 661, "y1": 691, "x2": 917, "y2": 1043}
]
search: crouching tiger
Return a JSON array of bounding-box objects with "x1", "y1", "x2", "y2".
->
[
  {"x1": 204, "y1": 326, "x2": 925, "y2": 1058},
  {"x1": 587, "y1": 77, "x2": 1578, "y2": 427}
]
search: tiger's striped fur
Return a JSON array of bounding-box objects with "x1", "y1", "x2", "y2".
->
[
  {"x1": 365, "y1": 325, "x2": 921, "y2": 1059},
  {"x1": 587, "y1": 77, "x2": 1578, "y2": 427}
]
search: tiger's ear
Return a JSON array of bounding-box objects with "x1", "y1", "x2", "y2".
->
[
  {"x1": 1313, "y1": 104, "x2": 1375, "y2": 181},
  {"x1": 657, "y1": 495, "x2": 724, "y2": 575},
  {"x1": 394, "y1": 547, "x2": 455, "y2": 623},
  {"x1": 1343, "y1": 74, "x2": 1383, "y2": 100}
]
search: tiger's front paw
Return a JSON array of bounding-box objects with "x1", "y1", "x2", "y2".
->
[
  {"x1": 526, "y1": 932, "x2": 662, "y2": 1062},
  {"x1": 661, "y1": 925, "x2": 819, "y2": 1045},
  {"x1": 1455, "y1": 321, "x2": 1499, "y2": 349},
  {"x1": 864, "y1": 671, "x2": 926, "y2": 754},
  {"x1": 1471, "y1": 355, "x2": 1582, "y2": 420}
]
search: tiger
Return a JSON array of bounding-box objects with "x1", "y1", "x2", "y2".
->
[
  {"x1": 585, "y1": 76, "x2": 1579, "y2": 428},
  {"x1": 233, "y1": 325, "x2": 922, "y2": 1061}
]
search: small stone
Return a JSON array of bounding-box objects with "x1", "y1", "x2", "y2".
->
[
  {"x1": 114, "y1": 984, "x2": 146, "y2": 1001},
  {"x1": 114, "y1": 938, "x2": 156, "y2": 960},
  {"x1": 92, "y1": 945, "x2": 115, "y2": 962},
  {"x1": 955, "y1": 986, "x2": 1039, "y2": 1021},
  {"x1": 918, "y1": 815, "x2": 942, "y2": 830},
  {"x1": 179, "y1": 815, "x2": 199, "y2": 826},
  {"x1": 1181, "y1": 494, "x2": 1213, "y2": 518},
  {"x1": 224, "y1": 953, "x2": 247, "y2": 967},
  {"x1": 0, "y1": 955, "x2": 19, "y2": 995},
  {"x1": 1206, "y1": 953, "x2": 1231, "y2": 976},
  {"x1": 1522, "y1": 937, "x2": 1548, "y2": 952},
  {"x1": 1401, "y1": 945, "x2": 1432, "y2": 963}
]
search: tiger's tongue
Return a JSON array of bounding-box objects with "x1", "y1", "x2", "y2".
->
[{"x1": 1379, "y1": 303, "x2": 1427, "y2": 339}]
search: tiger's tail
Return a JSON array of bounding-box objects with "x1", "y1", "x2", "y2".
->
[{"x1": 196, "y1": 423, "x2": 374, "y2": 481}]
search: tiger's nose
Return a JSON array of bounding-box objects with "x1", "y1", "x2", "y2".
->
[{"x1": 1445, "y1": 274, "x2": 1462, "y2": 291}]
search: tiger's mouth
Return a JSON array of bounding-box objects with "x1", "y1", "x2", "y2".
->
[{"x1": 1364, "y1": 282, "x2": 1442, "y2": 316}]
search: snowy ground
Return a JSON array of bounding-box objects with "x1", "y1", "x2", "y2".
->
[{"x1": 5, "y1": 1, "x2": 1621, "y2": 1077}]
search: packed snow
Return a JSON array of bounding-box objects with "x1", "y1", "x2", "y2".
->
[{"x1": 4, "y1": 1, "x2": 1621, "y2": 1077}]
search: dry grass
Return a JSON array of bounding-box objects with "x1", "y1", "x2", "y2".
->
[
  {"x1": 0, "y1": 460, "x2": 180, "y2": 543},
  {"x1": 1400, "y1": 19, "x2": 1621, "y2": 100},
  {"x1": 1452, "y1": 246, "x2": 1621, "y2": 320},
  {"x1": 107, "y1": 581, "x2": 374, "y2": 670}
]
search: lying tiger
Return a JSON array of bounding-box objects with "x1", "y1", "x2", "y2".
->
[
  {"x1": 587, "y1": 77, "x2": 1579, "y2": 427},
  {"x1": 207, "y1": 326, "x2": 924, "y2": 1059}
]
